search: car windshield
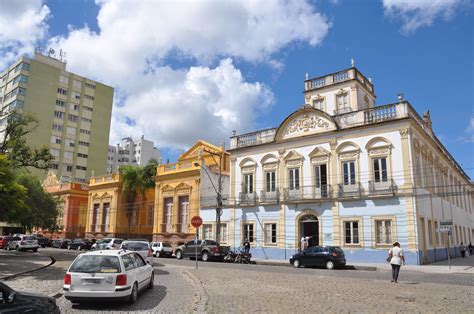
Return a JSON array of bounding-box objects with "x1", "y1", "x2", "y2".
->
[
  {"x1": 97, "y1": 239, "x2": 112, "y2": 244},
  {"x1": 162, "y1": 243, "x2": 172, "y2": 248},
  {"x1": 122, "y1": 242, "x2": 149, "y2": 251},
  {"x1": 69, "y1": 255, "x2": 121, "y2": 273},
  {"x1": 25, "y1": 236, "x2": 36, "y2": 240}
]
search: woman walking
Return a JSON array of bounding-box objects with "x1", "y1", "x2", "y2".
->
[{"x1": 387, "y1": 242, "x2": 405, "y2": 283}]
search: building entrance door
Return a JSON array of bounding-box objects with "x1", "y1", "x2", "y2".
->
[{"x1": 300, "y1": 214, "x2": 319, "y2": 247}]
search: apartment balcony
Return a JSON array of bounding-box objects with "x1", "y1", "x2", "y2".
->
[
  {"x1": 260, "y1": 190, "x2": 279, "y2": 204},
  {"x1": 369, "y1": 179, "x2": 397, "y2": 196},
  {"x1": 174, "y1": 223, "x2": 190, "y2": 233},
  {"x1": 338, "y1": 183, "x2": 363, "y2": 198},
  {"x1": 161, "y1": 223, "x2": 173, "y2": 233},
  {"x1": 239, "y1": 192, "x2": 257, "y2": 206},
  {"x1": 283, "y1": 185, "x2": 333, "y2": 202}
]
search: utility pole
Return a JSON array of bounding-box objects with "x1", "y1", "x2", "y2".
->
[{"x1": 216, "y1": 151, "x2": 223, "y2": 244}]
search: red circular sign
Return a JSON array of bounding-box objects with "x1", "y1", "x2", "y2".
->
[{"x1": 191, "y1": 216, "x2": 203, "y2": 228}]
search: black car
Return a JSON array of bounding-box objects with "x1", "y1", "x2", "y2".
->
[
  {"x1": 0, "y1": 282, "x2": 60, "y2": 313},
  {"x1": 289, "y1": 246, "x2": 346, "y2": 269},
  {"x1": 51, "y1": 238, "x2": 71, "y2": 249},
  {"x1": 67, "y1": 238, "x2": 93, "y2": 251}
]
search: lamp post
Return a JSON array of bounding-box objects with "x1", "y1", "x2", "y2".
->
[{"x1": 193, "y1": 149, "x2": 223, "y2": 244}]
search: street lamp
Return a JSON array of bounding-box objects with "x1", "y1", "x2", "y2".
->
[{"x1": 193, "y1": 149, "x2": 223, "y2": 244}]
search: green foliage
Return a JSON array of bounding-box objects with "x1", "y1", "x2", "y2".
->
[
  {"x1": 0, "y1": 154, "x2": 27, "y2": 220},
  {"x1": 0, "y1": 111, "x2": 53, "y2": 170}
]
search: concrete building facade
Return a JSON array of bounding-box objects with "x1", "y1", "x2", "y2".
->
[{"x1": 0, "y1": 52, "x2": 114, "y2": 182}]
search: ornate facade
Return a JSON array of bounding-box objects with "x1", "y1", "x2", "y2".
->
[{"x1": 205, "y1": 66, "x2": 473, "y2": 265}]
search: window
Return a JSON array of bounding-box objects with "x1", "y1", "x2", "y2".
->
[
  {"x1": 84, "y1": 94, "x2": 94, "y2": 100},
  {"x1": 85, "y1": 82, "x2": 95, "y2": 89},
  {"x1": 147, "y1": 205, "x2": 154, "y2": 226},
  {"x1": 375, "y1": 220, "x2": 392, "y2": 244},
  {"x1": 313, "y1": 98, "x2": 324, "y2": 110},
  {"x1": 243, "y1": 223, "x2": 254, "y2": 243},
  {"x1": 72, "y1": 91, "x2": 81, "y2": 100},
  {"x1": 428, "y1": 220, "x2": 433, "y2": 245},
  {"x1": 76, "y1": 165, "x2": 87, "y2": 171},
  {"x1": 66, "y1": 126, "x2": 76, "y2": 135},
  {"x1": 83, "y1": 106, "x2": 93, "y2": 112},
  {"x1": 56, "y1": 99, "x2": 65, "y2": 107},
  {"x1": 59, "y1": 75, "x2": 69, "y2": 84},
  {"x1": 344, "y1": 221, "x2": 359, "y2": 244},
  {"x1": 202, "y1": 224, "x2": 213, "y2": 239},
  {"x1": 64, "y1": 164, "x2": 73, "y2": 172},
  {"x1": 264, "y1": 223, "x2": 277, "y2": 244},
  {"x1": 68, "y1": 114, "x2": 78, "y2": 122},
  {"x1": 163, "y1": 197, "x2": 173, "y2": 225},
  {"x1": 373, "y1": 157, "x2": 388, "y2": 182},
  {"x1": 243, "y1": 173, "x2": 253, "y2": 193},
  {"x1": 57, "y1": 87, "x2": 67, "y2": 95},
  {"x1": 178, "y1": 195, "x2": 190, "y2": 226},
  {"x1": 218, "y1": 223, "x2": 228, "y2": 243},
  {"x1": 80, "y1": 129, "x2": 91, "y2": 135},
  {"x1": 81, "y1": 117, "x2": 92, "y2": 123},
  {"x1": 336, "y1": 92, "x2": 349, "y2": 111},
  {"x1": 50, "y1": 163, "x2": 59, "y2": 169},
  {"x1": 51, "y1": 136, "x2": 61, "y2": 144},
  {"x1": 70, "y1": 103, "x2": 79, "y2": 111},
  {"x1": 77, "y1": 153, "x2": 88, "y2": 158},
  {"x1": 63, "y1": 151, "x2": 73, "y2": 160},
  {"x1": 52, "y1": 124, "x2": 63, "y2": 132},
  {"x1": 265, "y1": 171, "x2": 276, "y2": 192},
  {"x1": 65, "y1": 139, "x2": 75, "y2": 147},
  {"x1": 122, "y1": 254, "x2": 135, "y2": 271},
  {"x1": 12, "y1": 74, "x2": 28, "y2": 84},
  {"x1": 54, "y1": 111, "x2": 65, "y2": 119},
  {"x1": 50, "y1": 148, "x2": 60, "y2": 158},
  {"x1": 79, "y1": 141, "x2": 89, "y2": 147},
  {"x1": 342, "y1": 161, "x2": 356, "y2": 185},
  {"x1": 289, "y1": 168, "x2": 300, "y2": 190}
]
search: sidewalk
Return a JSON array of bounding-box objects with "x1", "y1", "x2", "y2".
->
[{"x1": 253, "y1": 255, "x2": 474, "y2": 274}]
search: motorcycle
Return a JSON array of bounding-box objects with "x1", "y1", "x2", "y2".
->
[
  {"x1": 223, "y1": 249, "x2": 237, "y2": 263},
  {"x1": 235, "y1": 247, "x2": 252, "y2": 264}
]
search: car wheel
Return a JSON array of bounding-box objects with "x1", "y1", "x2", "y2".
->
[
  {"x1": 156, "y1": 251, "x2": 160, "y2": 258},
  {"x1": 148, "y1": 272, "x2": 154, "y2": 290},
  {"x1": 293, "y1": 259, "x2": 301, "y2": 268},
  {"x1": 33, "y1": 248, "x2": 38, "y2": 253},
  {"x1": 7, "y1": 246, "x2": 11, "y2": 251},
  {"x1": 326, "y1": 260, "x2": 335, "y2": 270},
  {"x1": 16, "y1": 246, "x2": 20, "y2": 252},
  {"x1": 67, "y1": 245, "x2": 71, "y2": 250},
  {"x1": 201, "y1": 251, "x2": 209, "y2": 262},
  {"x1": 129, "y1": 283, "x2": 138, "y2": 304},
  {"x1": 176, "y1": 250, "x2": 183, "y2": 259},
  {"x1": 78, "y1": 246, "x2": 81, "y2": 251}
]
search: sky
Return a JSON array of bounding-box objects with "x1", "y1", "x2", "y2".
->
[{"x1": 0, "y1": 0, "x2": 472, "y2": 177}]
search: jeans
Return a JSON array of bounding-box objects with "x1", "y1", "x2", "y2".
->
[
  {"x1": 244, "y1": 247, "x2": 250, "y2": 254},
  {"x1": 391, "y1": 264, "x2": 401, "y2": 282}
]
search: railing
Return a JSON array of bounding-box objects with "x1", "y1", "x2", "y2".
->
[
  {"x1": 333, "y1": 71, "x2": 349, "y2": 83},
  {"x1": 338, "y1": 183, "x2": 363, "y2": 198},
  {"x1": 364, "y1": 104, "x2": 397, "y2": 123},
  {"x1": 260, "y1": 190, "x2": 279, "y2": 204},
  {"x1": 239, "y1": 192, "x2": 257, "y2": 206},
  {"x1": 161, "y1": 223, "x2": 172, "y2": 233},
  {"x1": 89, "y1": 173, "x2": 120, "y2": 185},
  {"x1": 304, "y1": 68, "x2": 374, "y2": 92},
  {"x1": 283, "y1": 185, "x2": 333, "y2": 202},
  {"x1": 230, "y1": 128, "x2": 276, "y2": 149},
  {"x1": 158, "y1": 160, "x2": 199, "y2": 174},
  {"x1": 369, "y1": 179, "x2": 397, "y2": 196}
]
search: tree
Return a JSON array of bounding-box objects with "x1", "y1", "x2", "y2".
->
[
  {"x1": 0, "y1": 154, "x2": 26, "y2": 221},
  {"x1": 120, "y1": 160, "x2": 157, "y2": 238},
  {"x1": 0, "y1": 110, "x2": 52, "y2": 170}
]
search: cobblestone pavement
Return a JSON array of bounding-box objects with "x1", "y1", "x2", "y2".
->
[
  {"x1": 0, "y1": 250, "x2": 51, "y2": 278},
  {"x1": 2, "y1": 249, "x2": 473, "y2": 313}
]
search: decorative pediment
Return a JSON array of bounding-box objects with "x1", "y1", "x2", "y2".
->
[
  {"x1": 161, "y1": 184, "x2": 175, "y2": 191},
  {"x1": 239, "y1": 157, "x2": 257, "y2": 168},
  {"x1": 275, "y1": 108, "x2": 337, "y2": 141},
  {"x1": 179, "y1": 140, "x2": 222, "y2": 161},
  {"x1": 284, "y1": 150, "x2": 304, "y2": 162},
  {"x1": 261, "y1": 154, "x2": 278, "y2": 164},
  {"x1": 308, "y1": 147, "x2": 331, "y2": 158},
  {"x1": 176, "y1": 182, "x2": 192, "y2": 195},
  {"x1": 336, "y1": 142, "x2": 360, "y2": 160},
  {"x1": 42, "y1": 171, "x2": 60, "y2": 189}
]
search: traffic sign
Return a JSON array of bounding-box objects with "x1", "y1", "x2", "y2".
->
[{"x1": 191, "y1": 216, "x2": 203, "y2": 228}]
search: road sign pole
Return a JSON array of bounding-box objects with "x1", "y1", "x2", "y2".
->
[
  {"x1": 447, "y1": 227, "x2": 451, "y2": 270},
  {"x1": 191, "y1": 216, "x2": 203, "y2": 270},
  {"x1": 195, "y1": 229, "x2": 198, "y2": 270}
]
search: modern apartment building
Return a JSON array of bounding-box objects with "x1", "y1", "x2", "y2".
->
[
  {"x1": 106, "y1": 135, "x2": 161, "y2": 174},
  {"x1": 0, "y1": 52, "x2": 114, "y2": 182}
]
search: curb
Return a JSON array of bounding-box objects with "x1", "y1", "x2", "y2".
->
[
  {"x1": 0, "y1": 255, "x2": 56, "y2": 281},
  {"x1": 253, "y1": 260, "x2": 377, "y2": 271}
]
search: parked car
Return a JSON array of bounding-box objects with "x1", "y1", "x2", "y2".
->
[
  {"x1": 63, "y1": 250, "x2": 154, "y2": 304},
  {"x1": 67, "y1": 239, "x2": 93, "y2": 251},
  {"x1": 175, "y1": 239, "x2": 230, "y2": 262},
  {"x1": 51, "y1": 238, "x2": 71, "y2": 249},
  {"x1": 31, "y1": 234, "x2": 50, "y2": 248},
  {"x1": 0, "y1": 281, "x2": 60, "y2": 313},
  {"x1": 151, "y1": 242, "x2": 173, "y2": 257},
  {"x1": 289, "y1": 246, "x2": 346, "y2": 269},
  {"x1": 0, "y1": 236, "x2": 13, "y2": 249},
  {"x1": 120, "y1": 241, "x2": 153, "y2": 265},
  {"x1": 91, "y1": 238, "x2": 123, "y2": 250},
  {"x1": 6, "y1": 236, "x2": 39, "y2": 252}
]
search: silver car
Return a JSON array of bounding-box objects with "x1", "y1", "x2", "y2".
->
[
  {"x1": 91, "y1": 238, "x2": 123, "y2": 250},
  {"x1": 7, "y1": 235, "x2": 39, "y2": 252},
  {"x1": 120, "y1": 241, "x2": 153, "y2": 265}
]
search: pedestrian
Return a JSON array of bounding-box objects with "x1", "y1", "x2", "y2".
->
[
  {"x1": 459, "y1": 242, "x2": 466, "y2": 258},
  {"x1": 300, "y1": 236, "x2": 307, "y2": 251},
  {"x1": 387, "y1": 242, "x2": 405, "y2": 283},
  {"x1": 468, "y1": 242, "x2": 472, "y2": 255},
  {"x1": 243, "y1": 238, "x2": 250, "y2": 254}
]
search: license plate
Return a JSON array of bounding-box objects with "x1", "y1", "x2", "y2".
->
[{"x1": 83, "y1": 278, "x2": 101, "y2": 284}]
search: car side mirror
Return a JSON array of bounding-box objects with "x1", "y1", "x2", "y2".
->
[{"x1": 7, "y1": 292, "x2": 15, "y2": 304}]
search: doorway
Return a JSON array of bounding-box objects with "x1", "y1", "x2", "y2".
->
[{"x1": 300, "y1": 214, "x2": 319, "y2": 247}]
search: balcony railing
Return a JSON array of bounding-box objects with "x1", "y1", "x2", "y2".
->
[
  {"x1": 239, "y1": 192, "x2": 257, "y2": 206},
  {"x1": 369, "y1": 179, "x2": 397, "y2": 196},
  {"x1": 161, "y1": 223, "x2": 172, "y2": 233},
  {"x1": 260, "y1": 190, "x2": 279, "y2": 204},
  {"x1": 283, "y1": 185, "x2": 333, "y2": 202},
  {"x1": 338, "y1": 183, "x2": 363, "y2": 198},
  {"x1": 158, "y1": 160, "x2": 198, "y2": 174}
]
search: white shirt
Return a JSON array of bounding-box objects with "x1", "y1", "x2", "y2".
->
[{"x1": 389, "y1": 247, "x2": 403, "y2": 265}]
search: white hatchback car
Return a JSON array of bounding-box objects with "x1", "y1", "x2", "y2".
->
[
  {"x1": 63, "y1": 250, "x2": 154, "y2": 304},
  {"x1": 151, "y1": 242, "x2": 173, "y2": 257}
]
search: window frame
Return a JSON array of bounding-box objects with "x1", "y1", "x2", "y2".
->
[
  {"x1": 242, "y1": 221, "x2": 256, "y2": 244},
  {"x1": 372, "y1": 216, "x2": 397, "y2": 248},
  {"x1": 263, "y1": 222, "x2": 278, "y2": 246}
]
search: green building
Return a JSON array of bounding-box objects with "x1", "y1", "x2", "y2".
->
[{"x1": 0, "y1": 52, "x2": 114, "y2": 182}]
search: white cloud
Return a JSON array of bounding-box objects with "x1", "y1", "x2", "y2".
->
[
  {"x1": 111, "y1": 59, "x2": 273, "y2": 149},
  {"x1": 45, "y1": 0, "x2": 329, "y2": 149},
  {"x1": 0, "y1": 0, "x2": 50, "y2": 68},
  {"x1": 382, "y1": 0, "x2": 465, "y2": 34},
  {"x1": 460, "y1": 117, "x2": 474, "y2": 143}
]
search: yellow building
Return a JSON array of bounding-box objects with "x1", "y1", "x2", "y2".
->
[
  {"x1": 153, "y1": 140, "x2": 230, "y2": 245},
  {"x1": 85, "y1": 173, "x2": 155, "y2": 240}
]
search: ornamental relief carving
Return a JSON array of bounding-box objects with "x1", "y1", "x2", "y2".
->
[
  {"x1": 368, "y1": 148, "x2": 390, "y2": 156},
  {"x1": 177, "y1": 188, "x2": 190, "y2": 195},
  {"x1": 339, "y1": 152, "x2": 358, "y2": 160},
  {"x1": 284, "y1": 114, "x2": 330, "y2": 137},
  {"x1": 286, "y1": 160, "x2": 301, "y2": 167},
  {"x1": 399, "y1": 128, "x2": 409, "y2": 139},
  {"x1": 241, "y1": 166, "x2": 255, "y2": 174},
  {"x1": 263, "y1": 163, "x2": 277, "y2": 170},
  {"x1": 162, "y1": 191, "x2": 174, "y2": 197},
  {"x1": 311, "y1": 156, "x2": 329, "y2": 163}
]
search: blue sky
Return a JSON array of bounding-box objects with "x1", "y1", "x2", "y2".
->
[{"x1": 0, "y1": 0, "x2": 472, "y2": 177}]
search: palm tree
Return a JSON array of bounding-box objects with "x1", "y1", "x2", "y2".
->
[{"x1": 120, "y1": 159, "x2": 158, "y2": 238}]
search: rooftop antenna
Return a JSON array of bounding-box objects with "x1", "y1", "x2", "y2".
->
[{"x1": 351, "y1": 58, "x2": 355, "y2": 67}]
